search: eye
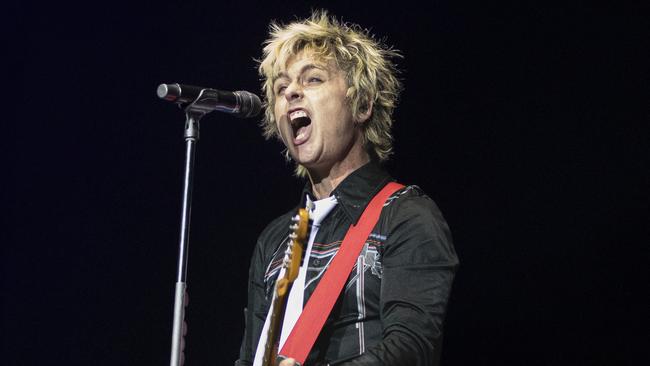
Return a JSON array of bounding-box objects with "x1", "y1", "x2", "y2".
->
[
  {"x1": 275, "y1": 85, "x2": 287, "y2": 95},
  {"x1": 307, "y1": 76, "x2": 322, "y2": 83}
]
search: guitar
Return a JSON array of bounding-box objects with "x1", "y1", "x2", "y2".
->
[{"x1": 262, "y1": 208, "x2": 310, "y2": 366}]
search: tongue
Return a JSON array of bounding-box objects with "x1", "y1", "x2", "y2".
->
[{"x1": 295, "y1": 126, "x2": 308, "y2": 140}]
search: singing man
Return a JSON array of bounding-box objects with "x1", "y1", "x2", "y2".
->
[{"x1": 236, "y1": 11, "x2": 458, "y2": 366}]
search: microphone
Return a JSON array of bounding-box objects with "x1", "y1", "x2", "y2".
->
[{"x1": 157, "y1": 83, "x2": 262, "y2": 118}]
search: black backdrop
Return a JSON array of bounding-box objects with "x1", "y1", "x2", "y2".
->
[{"x1": 10, "y1": 1, "x2": 647, "y2": 365}]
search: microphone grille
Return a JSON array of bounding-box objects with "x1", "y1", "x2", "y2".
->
[
  {"x1": 235, "y1": 91, "x2": 262, "y2": 118},
  {"x1": 157, "y1": 83, "x2": 181, "y2": 102}
]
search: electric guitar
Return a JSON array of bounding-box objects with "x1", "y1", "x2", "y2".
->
[{"x1": 262, "y1": 208, "x2": 310, "y2": 366}]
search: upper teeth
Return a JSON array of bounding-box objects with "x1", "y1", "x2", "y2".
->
[{"x1": 289, "y1": 110, "x2": 307, "y2": 121}]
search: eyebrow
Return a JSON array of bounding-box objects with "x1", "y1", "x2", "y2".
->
[{"x1": 274, "y1": 63, "x2": 327, "y2": 84}]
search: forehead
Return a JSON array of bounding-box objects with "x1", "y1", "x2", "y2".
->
[{"x1": 273, "y1": 50, "x2": 339, "y2": 80}]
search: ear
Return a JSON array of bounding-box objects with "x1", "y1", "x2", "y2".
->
[{"x1": 356, "y1": 98, "x2": 374, "y2": 124}]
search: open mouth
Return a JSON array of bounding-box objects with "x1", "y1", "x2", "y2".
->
[{"x1": 289, "y1": 110, "x2": 312, "y2": 144}]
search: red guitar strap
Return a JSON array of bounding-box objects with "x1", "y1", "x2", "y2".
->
[{"x1": 279, "y1": 181, "x2": 404, "y2": 365}]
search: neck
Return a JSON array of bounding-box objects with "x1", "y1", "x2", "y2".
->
[{"x1": 307, "y1": 148, "x2": 370, "y2": 200}]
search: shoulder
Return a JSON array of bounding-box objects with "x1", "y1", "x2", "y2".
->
[
  {"x1": 380, "y1": 184, "x2": 457, "y2": 265},
  {"x1": 383, "y1": 185, "x2": 448, "y2": 231}
]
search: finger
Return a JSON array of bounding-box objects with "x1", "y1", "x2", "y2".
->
[{"x1": 278, "y1": 357, "x2": 296, "y2": 366}]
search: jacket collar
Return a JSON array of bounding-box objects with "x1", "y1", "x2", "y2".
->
[{"x1": 301, "y1": 162, "x2": 393, "y2": 225}]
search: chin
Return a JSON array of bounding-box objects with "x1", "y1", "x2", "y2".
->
[
  {"x1": 293, "y1": 157, "x2": 316, "y2": 168},
  {"x1": 291, "y1": 146, "x2": 316, "y2": 163}
]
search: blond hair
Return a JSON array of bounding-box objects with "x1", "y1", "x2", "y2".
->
[{"x1": 258, "y1": 10, "x2": 402, "y2": 176}]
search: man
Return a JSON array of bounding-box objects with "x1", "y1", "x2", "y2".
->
[{"x1": 236, "y1": 11, "x2": 458, "y2": 366}]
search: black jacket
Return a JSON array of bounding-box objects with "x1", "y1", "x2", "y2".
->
[{"x1": 236, "y1": 163, "x2": 458, "y2": 366}]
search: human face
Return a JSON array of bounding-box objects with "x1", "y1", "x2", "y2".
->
[{"x1": 273, "y1": 51, "x2": 368, "y2": 176}]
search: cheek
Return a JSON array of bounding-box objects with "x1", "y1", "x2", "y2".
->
[
  {"x1": 273, "y1": 105, "x2": 285, "y2": 128},
  {"x1": 272, "y1": 107, "x2": 289, "y2": 144},
  {"x1": 273, "y1": 101, "x2": 282, "y2": 122},
  {"x1": 327, "y1": 99, "x2": 355, "y2": 128}
]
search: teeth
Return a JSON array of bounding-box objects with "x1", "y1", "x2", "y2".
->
[{"x1": 289, "y1": 110, "x2": 308, "y2": 121}]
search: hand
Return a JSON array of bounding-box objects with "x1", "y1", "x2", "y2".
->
[{"x1": 278, "y1": 357, "x2": 296, "y2": 366}]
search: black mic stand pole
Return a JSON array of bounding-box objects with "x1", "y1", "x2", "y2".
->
[{"x1": 168, "y1": 90, "x2": 221, "y2": 366}]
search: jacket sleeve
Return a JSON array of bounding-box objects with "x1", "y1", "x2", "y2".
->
[
  {"x1": 337, "y1": 193, "x2": 458, "y2": 366},
  {"x1": 235, "y1": 238, "x2": 270, "y2": 366}
]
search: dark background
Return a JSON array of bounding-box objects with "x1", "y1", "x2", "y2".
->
[{"x1": 9, "y1": 1, "x2": 647, "y2": 365}]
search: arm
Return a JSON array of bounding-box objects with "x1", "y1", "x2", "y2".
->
[
  {"x1": 235, "y1": 239, "x2": 269, "y2": 366},
  {"x1": 339, "y1": 193, "x2": 458, "y2": 366},
  {"x1": 235, "y1": 212, "x2": 293, "y2": 366}
]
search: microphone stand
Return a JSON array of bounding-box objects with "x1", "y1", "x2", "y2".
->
[{"x1": 168, "y1": 90, "x2": 222, "y2": 366}]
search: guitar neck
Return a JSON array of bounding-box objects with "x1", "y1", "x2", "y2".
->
[
  {"x1": 261, "y1": 209, "x2": 309, "y2": 366},
  {"x1": 262, "y1": 281, "x2": 290, "y2": 366}
]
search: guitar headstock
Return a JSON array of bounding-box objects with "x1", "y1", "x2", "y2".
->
[
  {"x1": 275, "y1": 208, "x2": 310, "y2": 299},
  {"x1": 291, "y1": 208, "x2": 310, "y2": 246},
  {"x1": 285, "y1": 208, "x2": 309, "y2": 281}
]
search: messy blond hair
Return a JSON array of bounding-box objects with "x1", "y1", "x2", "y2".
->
[{"x1": 258, "y1": 10, "x2": 402, "y2": 176}]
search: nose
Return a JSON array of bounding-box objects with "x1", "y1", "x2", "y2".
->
[{"x1": 284, "y1": 80, "x2": 303, "y2": 102}]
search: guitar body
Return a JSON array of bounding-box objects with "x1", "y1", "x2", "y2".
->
[{"x1": 262, "y1": 208, "x2": 310, "y2": 366}]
